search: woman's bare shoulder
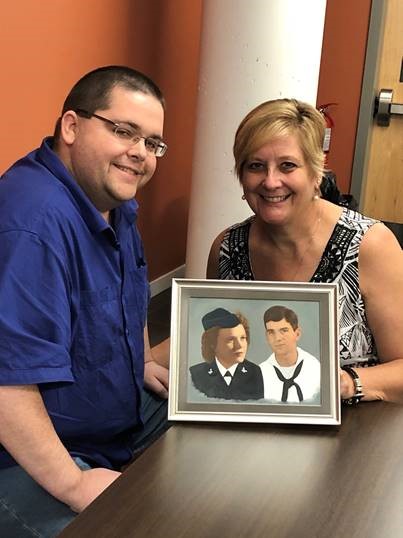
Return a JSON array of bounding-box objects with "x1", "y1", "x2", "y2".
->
[
  {"x1": 360, "y1": 221, "x2": 401, "y2": 258},
  {"x1": 359, "y1": 221, "x2": 403, "y2": 292}
]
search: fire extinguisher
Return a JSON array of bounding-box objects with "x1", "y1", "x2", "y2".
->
[{"x1": 318, "y1": 103, "x2": 337, "y2": 156}]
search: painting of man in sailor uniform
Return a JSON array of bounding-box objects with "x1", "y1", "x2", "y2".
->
[{"x1": 260, "y1": 305, "x2": 321, "y2": 404}]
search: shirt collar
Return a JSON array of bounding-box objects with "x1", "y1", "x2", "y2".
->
[
  {"x1": 268, "y1": 347, "x2": 302, "y2": 368},
  {"x1": 215, "y1": 358, "x2": 239, "y2": 377}
]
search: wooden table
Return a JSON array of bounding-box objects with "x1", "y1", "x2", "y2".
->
[{"x1": 60, "y1": 402, "x2": 403, "y2": 538}]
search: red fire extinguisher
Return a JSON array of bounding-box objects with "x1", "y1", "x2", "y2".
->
[{"x1": 318, "y1": 103, "x2": 337, "y2": 155}]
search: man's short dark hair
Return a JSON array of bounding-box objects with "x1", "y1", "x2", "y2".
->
[
  {"x1": 263, "y1": 305, "x2": 299, "y2": 331},
  {"x1": 53, "y1": 65, "x2": 165, "y2": 141}
]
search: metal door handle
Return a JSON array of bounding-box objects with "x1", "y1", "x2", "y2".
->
[{"x1": 374, "y1": 89, "x2": 403, "y2": 126}]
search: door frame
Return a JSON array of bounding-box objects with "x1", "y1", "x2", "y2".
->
[{"x1": 351, "y1": 0, "x2": 387, "y2": 207}]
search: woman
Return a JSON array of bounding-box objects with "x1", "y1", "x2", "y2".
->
[
  {"x1": 207, "y1": 98, "x2": 403, "y2": 404},
  {"x1": 189, "y1": 307, "x2": 264, "y2": 400}
]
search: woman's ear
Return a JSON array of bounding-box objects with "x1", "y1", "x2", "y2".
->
[{"x1": 60, "y1": 110, "x2": 79, "y2": 145}]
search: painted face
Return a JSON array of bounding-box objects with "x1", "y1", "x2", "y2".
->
[
  {"x1": 265, "y1": 318, "x2": 300, "y2": 363},
  {"x1": 241, "y1": 134, "x2": 317, "y2": 226},
  {"x1": 64, "y1": 86, "x2": 164, "y2": 219},
  {"x1": 214, "y1": 324, "x2": 248, "y2": 368}
]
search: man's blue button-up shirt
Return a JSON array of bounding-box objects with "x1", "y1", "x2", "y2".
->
[{"x1": 0, "y1": 138, "x2": 150, "y2": 469}]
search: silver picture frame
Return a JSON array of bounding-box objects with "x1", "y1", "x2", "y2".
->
[{"x1": 168, "y1": 278, "x2": 340, "y2": 426}]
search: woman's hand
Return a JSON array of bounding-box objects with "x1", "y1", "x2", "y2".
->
[{"x1": 340, "y1": 368, "x2": 355, "y2": 400}]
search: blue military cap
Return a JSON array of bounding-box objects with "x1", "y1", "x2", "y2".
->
[{"x1": 202, "y1": 308, "x2": 239, "y2": 330}]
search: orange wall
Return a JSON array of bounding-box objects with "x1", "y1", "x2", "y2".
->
[
  {"x1": 135, "y1": 1, "x2": 202, "y2": 280},
  {"x1": 0, "y1": 0, "x2": 202, "y2": 281},
  {"x1": 317, "y1": 0, "x2": 372, "y2": 194}
]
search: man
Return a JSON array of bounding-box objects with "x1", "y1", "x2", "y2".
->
[
  {"x1": 0, "y1": 66, "x2": 170, "y2": 536},
  {"x1": 260, "y1": 306, "x2": 320, "y2": 403},
  {"x1": 189, "y1": 307, "x2": 264, "y2": 400}
]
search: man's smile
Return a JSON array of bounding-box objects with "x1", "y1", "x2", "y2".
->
[{"x1": 113, "y1": 163, "x2": 145, "y2": 176}]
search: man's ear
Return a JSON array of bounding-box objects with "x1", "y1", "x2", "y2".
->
[
  {"x1": 60, "y1": 110, "x2": 79, "y2": 145},
  {"x1": 295, "y1": 327, "x2": 302, "y2": 341}
]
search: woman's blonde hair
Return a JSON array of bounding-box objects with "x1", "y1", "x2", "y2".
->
[{"x1": 233, "y1": 98, "x2": 326, "y2": 181}]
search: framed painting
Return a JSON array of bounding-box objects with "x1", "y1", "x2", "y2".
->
[{"x1": 168, "y1": 279, "x2": 340, "y2": 425}]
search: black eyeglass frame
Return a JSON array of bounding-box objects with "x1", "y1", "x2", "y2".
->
[{"x1": 75, "y1": 108, "x2": 167, "y2": 157}]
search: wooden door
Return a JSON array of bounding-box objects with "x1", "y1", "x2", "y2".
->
[{"x1": 360, "y1": 0, "x2": 403, "y2": 222}]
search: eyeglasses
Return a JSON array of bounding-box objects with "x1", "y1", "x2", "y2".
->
[{"x1": 75, "y1": 108, "x2": 167, "y2": 157}]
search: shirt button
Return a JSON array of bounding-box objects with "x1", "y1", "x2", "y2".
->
[{"x1": 126, "y1": 329, "x2": 130, "y2": 337}]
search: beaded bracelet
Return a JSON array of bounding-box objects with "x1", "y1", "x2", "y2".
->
[{"x1": 341, "y1": 366, "x2": 364, "y2": 405}]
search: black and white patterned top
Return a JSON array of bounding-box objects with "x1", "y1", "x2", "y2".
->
[{"x1": 218, "y1": 208, "x2": 380, "y2": 367}]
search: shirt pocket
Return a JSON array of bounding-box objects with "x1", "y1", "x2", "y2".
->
[
  {"x1": 125, "y1": 263, "x2": 150, "y2": 331},
  {"x1": 73, "y1": 284, "x2": 123, "y2": 369}
]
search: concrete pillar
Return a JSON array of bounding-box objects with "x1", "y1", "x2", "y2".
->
[{"x1": 185, "y1": 0, "x2": 327, "y2": 277}]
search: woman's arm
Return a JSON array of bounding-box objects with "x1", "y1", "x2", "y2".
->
[{"x1": 356, "y1": 223, "x2": 403, "y2": 403}]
